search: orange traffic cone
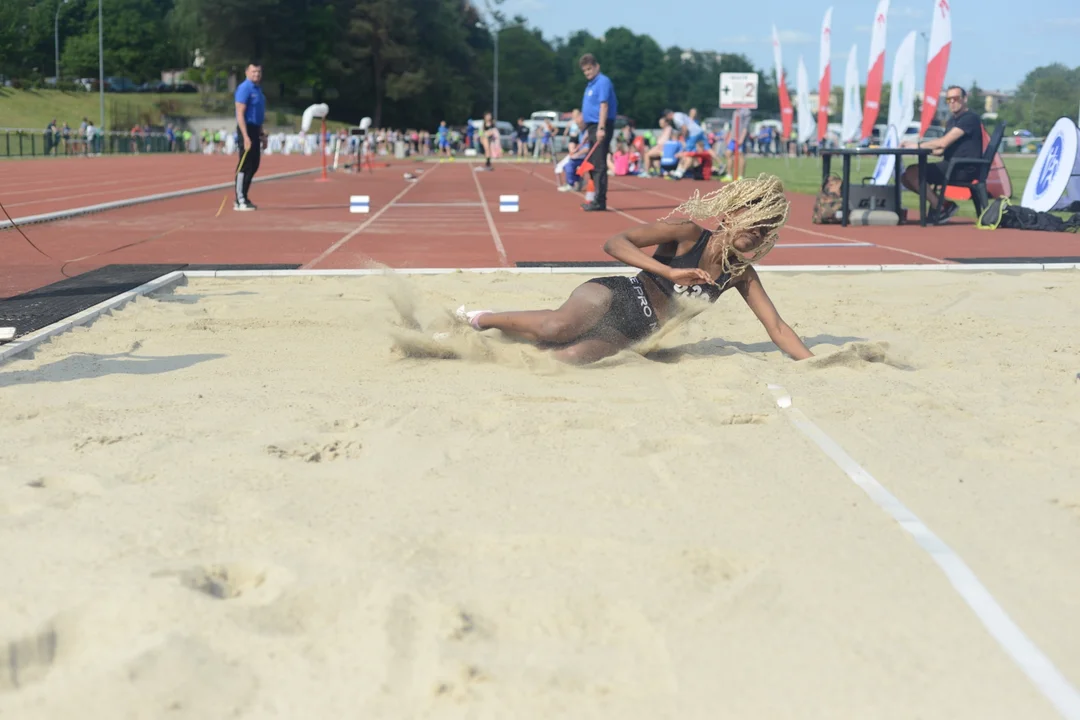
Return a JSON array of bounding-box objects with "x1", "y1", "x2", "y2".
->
[{"x1": 585, "y1": 177, "x2": 596, "y2": 203}]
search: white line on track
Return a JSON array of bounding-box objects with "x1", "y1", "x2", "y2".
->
[
  {"x1": 783, "y1": 223, "x2": 948, "y2": 264},
  {"x1": 395, "y1": 202, "x2": 484, "y2": 208},
  {"x1": 302, "y1": 164, "x2": 436, "y2": 269},
  {"x1": 606, "y1": 176, "x2": 949, "y2": 264},
  {"x1": 506, "y1": 164, "x2": 649, "y2": 226},
  {"x1": 1, "y1": 167, "x2": 320, "y2": 230},
  {"x1": 470, "y1": 167, "x2": 510, "y2": 266},
  {"x1": 767, "y1": 382, "x2": 1080, "y2": 720}
]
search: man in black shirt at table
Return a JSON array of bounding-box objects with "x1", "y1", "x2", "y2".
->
[{"x1": 901, "y1": 85, "x2": 984, "y2": 224}]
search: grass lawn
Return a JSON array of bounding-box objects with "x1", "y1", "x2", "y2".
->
[
  {"x1": 0, "y1": 88, "x2": 350, "y2": 133},
  {"x1": 743, "y1": 153, "x2": 1039, "y2": 220}
]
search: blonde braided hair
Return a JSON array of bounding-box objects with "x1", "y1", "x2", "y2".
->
[{"x1": 662, "y1": 173, "x2": 790, "y2": 284}]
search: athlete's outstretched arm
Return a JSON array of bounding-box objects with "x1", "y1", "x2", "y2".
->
[
  {"x1": 736, "y1": 267, "x2": 813, "y2": 360},
  {"x1": 602, "y1": 221, "x2": 709, "y2": 284}
]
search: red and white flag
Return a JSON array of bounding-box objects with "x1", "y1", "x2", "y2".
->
[
  {"x1": 772, "y1": 25, "x2": 794, "y2": 140},
  {"x1": 861, "y1": 0, "x2": 889, "y2": 141},
  {"x1": 920, "y1": 0, "x2": 952, "y2": 135},
  {"x1": 817, "y1": 7, "x2": 833, "y2": 142}
]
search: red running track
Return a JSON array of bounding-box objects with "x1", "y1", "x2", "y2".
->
[
  {"x1": 0, "y1": 154, "x2": 320, "y2": 218},
  {"x1": 2, "y1": 154, "x2": 1078, "y2": 298}
]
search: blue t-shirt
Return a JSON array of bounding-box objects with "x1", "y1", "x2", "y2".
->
[
  {"x1": 234, "y1": 79, "x2": 265, "y2": 126},
  {"x1": 582, "y1": 72, "x2": 617, "y2": 125}
]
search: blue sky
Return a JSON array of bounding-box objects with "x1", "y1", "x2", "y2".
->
[{"x1": 502, "y1": 0, "x2": 1080, "y2": 92}]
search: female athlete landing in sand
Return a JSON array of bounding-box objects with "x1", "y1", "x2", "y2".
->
[{"x1": 455, "y1": 173, "x2": 814, "y2": 364}]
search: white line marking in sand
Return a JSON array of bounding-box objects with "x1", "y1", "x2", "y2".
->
[
  {"x1": 303, "y1": 164, "x2": 437, "y2": 269},
  {"x1": 470, "y1": 167, "x2": 510, "y2": 266},
  {"x1": 180, "y1": 264, "x2": 1080, "y2": 278},
  {"x1": 766, "y1": 382, "x2": 1080, "y2": 720}
]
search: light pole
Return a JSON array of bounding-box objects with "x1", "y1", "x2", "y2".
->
[
  {"x1": 98, "y1": 0, "x2": 104, "y2": 132},
  {"x1": 54, "y1": 0, "x2": 67, "y2": 86},
  {"x1": 476, "y1": 21, "x2": 499, "y2": 123}
]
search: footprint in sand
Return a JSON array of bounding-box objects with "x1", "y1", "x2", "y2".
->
[
  {"x1": 1051, "y1": 497, "x2": 1080, "y2": 521},
  {"x1": 0, "y1": 620, "x2": 59, "y2": 693},
  {"x1": 124, "y1": 635, "x2": 257, "y2": 717},
  {"x1": 317, "y1": 418, "x2": 362, "y2": 433},
  {"x1": 379, "y1": 594, "x2": 492, "y2": 707},
  {"x1": 24, "y1": 472, "x2": 106, "y2": 510},
  {"x1": 73, "y1": 434, "x2": 141, "y2": 452},
  {"x1": 265, "y1": 439, "x2": 363, "y2": 463},
  {"x1": 168, "y1": 561, "x2": 292, "y2": 605}
]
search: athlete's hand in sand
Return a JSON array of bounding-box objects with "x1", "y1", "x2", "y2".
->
[{"x1": 666, "y1": 268, "x2": 713, "y2": 286}]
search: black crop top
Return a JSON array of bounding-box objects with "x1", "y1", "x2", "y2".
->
[{"x1": 643, "y1": 228, "x2": 733, "y2": 303}]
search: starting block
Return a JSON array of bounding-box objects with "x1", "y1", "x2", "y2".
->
[
  {"x1": 349, "y1": 195, "x2": 370, "y2": 214},
  {"x1": 499, "y1": 195, "x2": 520, "y2": 213}
]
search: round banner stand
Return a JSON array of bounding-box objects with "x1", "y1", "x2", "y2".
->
[{"x1": 1021, "y1": 117, "x2": 1080, "y2": 212}]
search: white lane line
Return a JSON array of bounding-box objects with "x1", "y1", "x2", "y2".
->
[
  {"x1": 395, "y1": 202, "x2": 483, "y2": 207},
  {"x1": 766, "y1": 382, "x2": 1080, "y2": 720},
  {"x1": 469, "y1": 167, "x2": 509, "y2": 266},
  {"x1": 783, "y1": 223, "x2": 948, "y2": 264},
  {"x1": 1, "y1": 168, "x2": 320, "y2": 230},
  {"x1": 605, "y1": 176, "x2": 951, "y2": 263},
  {"x1": 303, "y1": 164, "x2": 436, "y2": 269},
  {"x1": 506, "y1": 164, "x2": 647, "y2": 226}
]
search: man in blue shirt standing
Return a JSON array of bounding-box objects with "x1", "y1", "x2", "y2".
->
[
  {"x1": 578, "y1": 53, "x2": 617, "y2": 212},
  {"x1": 234, "y1": 63, "x2": 266, "y2": 211}
]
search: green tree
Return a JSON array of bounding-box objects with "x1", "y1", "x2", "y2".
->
[
  {"x1": 968, "y1": 80, "x2": 986, "y2": 117},
  {"x1": 60, "y1": 0, "x2": 176, "y2": 82},
  {"x1": 0, "y1": 0, "x2": 31, "y2": 78},
  {"x1": 998, "y1": 63, "x2": 1080, "y2": 135}
]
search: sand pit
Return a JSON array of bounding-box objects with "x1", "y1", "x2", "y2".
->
[{"x1": 1, "y1": 269, "x2": 1079, "y2": 718}]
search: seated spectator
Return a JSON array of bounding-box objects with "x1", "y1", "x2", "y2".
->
[
  {"x1": 555, "y1": 131, "x2": 591, "y2": 191},
  {"x1": 668, "y1": 139, "x2": 714, "y2": 180},
  {"x1": 901, "y1": 85, "x2": 983, "y2": 224},
  {"x1": 611, "y1": 142, "x2": 632, "y2": 176},
  {"x1": 642, "y1": 117, "x2": 673, "y2": 175}
]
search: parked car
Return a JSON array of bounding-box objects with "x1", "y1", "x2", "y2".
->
[{"x1": 899, "y1": 123, "x2": 944, "y2": 148}]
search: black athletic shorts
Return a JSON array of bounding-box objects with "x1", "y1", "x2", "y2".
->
[
  {"x1": 924, "y1": 161, "x2": 977, "y2": 186},
  {"x1": 585, "y1": 275, "x2": 660, "y2": 341}
]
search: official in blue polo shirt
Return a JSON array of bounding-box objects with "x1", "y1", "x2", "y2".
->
[
  {"x1": 579, "y1": 53, "x2": 617, "y2": 212},
  {"x1": 234, "y1": 63, "x2": 266, "y2": 211}
]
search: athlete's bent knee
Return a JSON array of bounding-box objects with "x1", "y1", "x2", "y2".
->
[{"x1": 536, "y1": 313, "x2": 580, "y2": 344}]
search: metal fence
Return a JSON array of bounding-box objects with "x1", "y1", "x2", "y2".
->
[{"x1": 0, "y1": 128, "x2": 187, "y2": 158}]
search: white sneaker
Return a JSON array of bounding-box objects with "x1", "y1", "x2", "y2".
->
[
  {"x1": 234, "y1": 202, "x2": 256, "y2": 211},
  {"x1": 557, "y1": 185, "x2": 572, "y2": 193},
  {"x1": 454, "y1": 305, "x2": 493, "y2": 329}
]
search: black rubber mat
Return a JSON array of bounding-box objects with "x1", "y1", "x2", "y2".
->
[
  {"x1": 0, "y1": 263, "x2": 301, "y2": 339},
  {"x1": 945, "y1": 257, "x2": 1080, "y2": 264},
  {"x1": 516, "y1": 261, "x2": 622, "y2": 268},
  {"x1": 184, "y1": 264, "x2": 301, "y2": 271}
]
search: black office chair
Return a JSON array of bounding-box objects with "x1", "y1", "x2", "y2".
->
[{"x1": 931, "y1": 120, "x2": 1007, "y2": 219}]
